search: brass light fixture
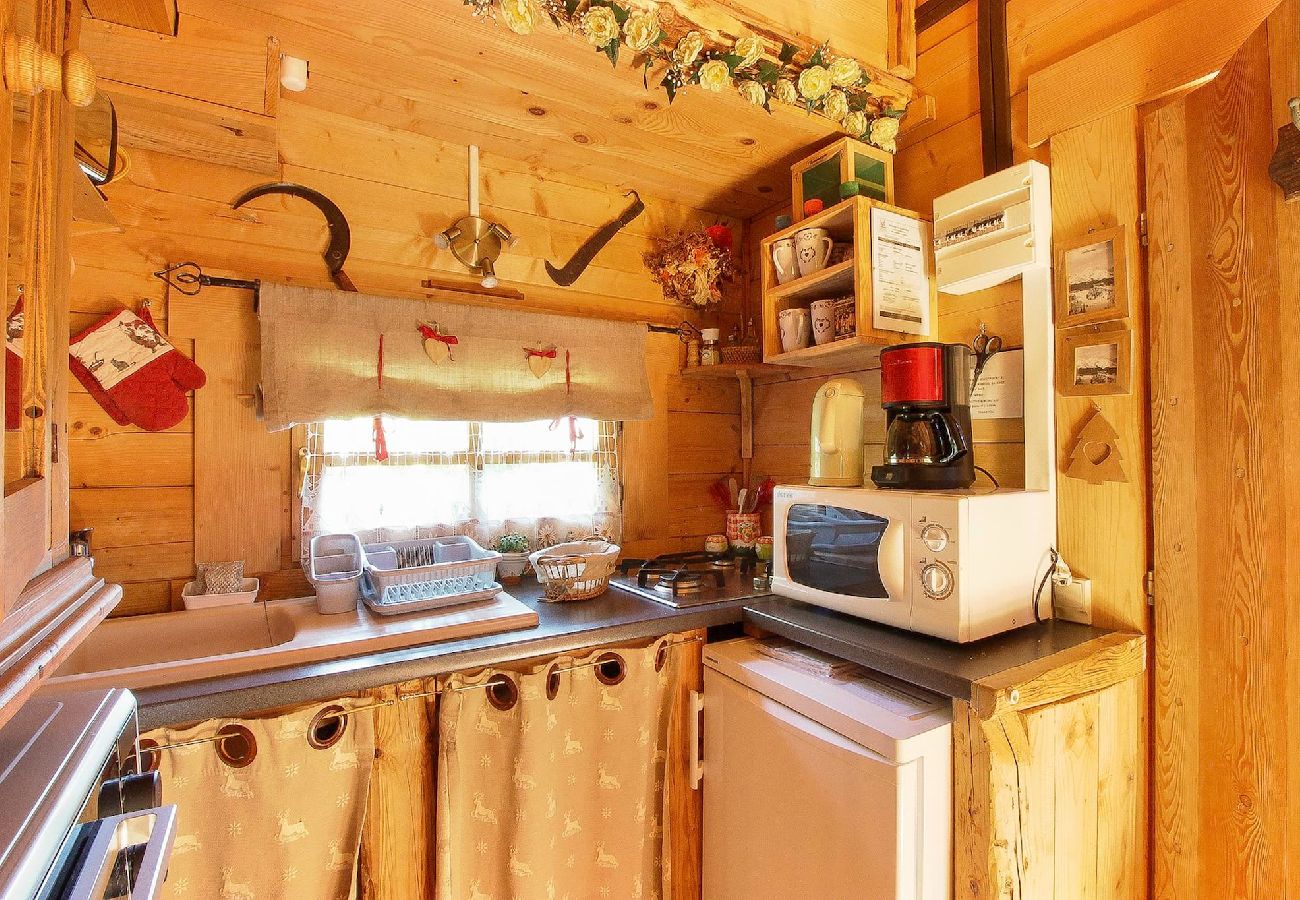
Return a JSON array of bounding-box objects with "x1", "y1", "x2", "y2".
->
[{"x1": 433, "y1": 145, "x2": 515, "y2": 289}]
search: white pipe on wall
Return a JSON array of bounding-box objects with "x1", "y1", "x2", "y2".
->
[{"x1": 468, "y1": 145, "x2": 480, "y2": 218}]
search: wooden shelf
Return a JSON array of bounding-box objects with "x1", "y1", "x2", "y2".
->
[
  {"x1": 765, "y1": 335, "x2": 886, "y2": 369},
  {"x1": 759, "y1": 195, "x2": 936, "y2": 370},
  {"x1": 678, "y1": 362, "x2": 797, "y2": 380},
  {"x1": 768, "y1": 258, "x2": 855, "y2": 303}
]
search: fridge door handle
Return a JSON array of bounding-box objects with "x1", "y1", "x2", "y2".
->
[{"x1": 689, "y1": 689, "x2": 704, "y2": 790}]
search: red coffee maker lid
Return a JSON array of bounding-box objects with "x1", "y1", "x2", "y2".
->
[{"x1": 880, "y1": 342, "x2": 946, "y2": 405}]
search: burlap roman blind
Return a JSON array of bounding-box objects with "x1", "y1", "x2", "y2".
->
[{"x1": 258, "y1": 283, "x2": 654, "y2": 431}]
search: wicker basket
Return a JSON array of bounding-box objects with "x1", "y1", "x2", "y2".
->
[
  {"x1": 361, "y1": 536, "x2": 501, "y2": 615},
  {"x1": 721, "y1": 344, "x2": 761, "y2": 365},
  {"x1": 528, "y1": 540, "x2": 620, "y2": 602}
]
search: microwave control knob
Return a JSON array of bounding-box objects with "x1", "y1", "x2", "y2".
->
[
  {"x1": 920, "y1": 562, "x2": 954, "y2": 600},
  {"x1": 920, "y1": 523, "x2": 950, "y2": 552}
]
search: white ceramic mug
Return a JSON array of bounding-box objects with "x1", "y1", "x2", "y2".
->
[
  {"x1": 811, "y1": 298, "x2": 837, "y2": 345},
  {"x1": 778, "y1": 308, "x2": 811, "y2": 353},
  {"x1": 795, "y1": 227, "x2": 834, "y2": 277},
  {"x1": 771, "y1": 238, "x2": 798, "y2": 285}
]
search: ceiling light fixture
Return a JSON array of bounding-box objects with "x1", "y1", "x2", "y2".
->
[{"x1": 432, "y1": 145, "x2": 515, "y2": 289}]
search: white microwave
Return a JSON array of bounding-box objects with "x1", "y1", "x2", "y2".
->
[{"x1": 772, "y1": 485, "x2": 1056, "y2": 642}]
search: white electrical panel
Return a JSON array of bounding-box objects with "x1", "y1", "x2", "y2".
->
[{"x1": 933, "y1": 160, "x2": 1051, "y2": 294}]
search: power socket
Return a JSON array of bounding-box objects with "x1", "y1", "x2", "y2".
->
[{"x1": 1053, "y1": 577, "x2": 1092, "y2": 624}]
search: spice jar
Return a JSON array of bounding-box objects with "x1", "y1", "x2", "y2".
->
[{"x1": 700, "y1": 328, "x2": 722, "y2": 366}]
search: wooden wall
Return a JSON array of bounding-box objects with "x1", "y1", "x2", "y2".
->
[{"x1": 71, "y1": 3, "x2": 750, "y2": 616}]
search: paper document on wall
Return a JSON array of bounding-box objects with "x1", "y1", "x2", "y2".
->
[
  {"x1": 871, "y1": 209, "x2": 932, "y2": 336},
  {"x1": 970, "y1": 349, "x2": 1024, "y2": 419}
]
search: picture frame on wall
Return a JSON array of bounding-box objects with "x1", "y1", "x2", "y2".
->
[
  {"x1": 1057, "y1": 325, "x2": 1132, "y2": 397},
  {"x1": 1055, "y1": 225, "x2": 1130, "y2": 327}
]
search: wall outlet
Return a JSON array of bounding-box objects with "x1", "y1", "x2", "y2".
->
[{"x1": 1053, "y1": 577, "x2": 1092, "y2": 624}]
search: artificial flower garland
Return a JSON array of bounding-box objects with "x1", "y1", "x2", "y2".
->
[{"x1": 464, "y1": 0, "x2": 908, "y2": 152}]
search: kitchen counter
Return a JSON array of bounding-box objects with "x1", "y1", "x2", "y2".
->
[
  {"x1": 135, "y1": 580, "x2": 748, "y2": 729},
  {"x1": 743, "y1": 596, "x2": 1115, "y2": 701}
]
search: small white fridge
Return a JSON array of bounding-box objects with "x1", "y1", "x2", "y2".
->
[{"x1": 701, "y1": 638, "x2": 952, "y2": 900}]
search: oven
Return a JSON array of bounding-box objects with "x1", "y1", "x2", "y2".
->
[
  {"x1": 0, "y1": 688, "x2": 176, "y2": 899},
  {"x1": 771, "y1": 484, "x2": 1056, "y2": 642}
]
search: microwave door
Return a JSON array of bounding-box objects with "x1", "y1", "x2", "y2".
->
[{"x1": 783, "y1": 504, "x2": 903, "y2": 601}]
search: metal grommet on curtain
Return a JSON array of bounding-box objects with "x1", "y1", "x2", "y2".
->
[
  {"x1": 307, "y1": 705, "x2": 348, "y2": 750},
  {"x1": 214, "y1": 724, "x2": 257, "y2": 769},
  {"x1": 594, "y1": 651, "x2": 627, "y2": 685},
  {"x1": 485, "y1": 673, "x2": 519, "y2": 711},
  {"x1": 546, "y1": 664, "x2": 562, "y2": 700},
  {"x1": 654, "y1": 642, "x2": 669, "y2": 672},
  {"x1": 130, "y1": 737, "x2": 161, "y2": 774}
]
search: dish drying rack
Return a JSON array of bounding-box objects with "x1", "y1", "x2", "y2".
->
[{"x1": 361, "y1": 536, "x2": 502, "y2": 615}]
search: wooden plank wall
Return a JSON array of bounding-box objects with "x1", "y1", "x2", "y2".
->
[{"x1": 71, "y1": 4, "x2": 745, "y2": 616}]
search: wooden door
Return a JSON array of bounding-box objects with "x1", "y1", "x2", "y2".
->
[{"x1": 1145, "y1": 8, "x2": 1300, "y2": 898}]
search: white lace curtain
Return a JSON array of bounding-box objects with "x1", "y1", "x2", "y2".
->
[{"x1": 301, "y1": 417, "x2": 622, "y2": 560}]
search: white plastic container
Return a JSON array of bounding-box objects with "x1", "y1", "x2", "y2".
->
[
  {"x1": 309, "y1": 533, "x2": 365, "y2": 614},
  {"x1": 181, "y1": 577, "x2": 260, "y2": 610}
]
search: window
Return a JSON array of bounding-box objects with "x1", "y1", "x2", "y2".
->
[{"x1": 301, "y1": 417, "x2": 620, "y2": 551}]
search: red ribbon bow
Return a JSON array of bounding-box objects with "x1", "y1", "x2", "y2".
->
[
  {"x1": 418, "y1": 323, "x2": 459, "y2": 345},
  {"x1": 524, "y1": 347, "x2": 557, "y2": 359}
]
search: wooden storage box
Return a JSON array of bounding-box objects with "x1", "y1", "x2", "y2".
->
[
  {"x1": 760, "y1": 196, "x2": 936, "y2": 369},
  {"x1": 791, "y1": 137, "x2": 894, "y2": 222}
]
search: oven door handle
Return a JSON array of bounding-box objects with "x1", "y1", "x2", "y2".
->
[{"x1": 63, "y1": 804, "x2": 177, "y2": 900}]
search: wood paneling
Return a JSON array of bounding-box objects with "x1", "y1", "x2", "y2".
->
[
  {"x1": 358, "y1": 680, "x2": 436, "y2": 900},
  {"x1": 83, "y1": 0, "x2": 177, "y2": 34},
  {"x1": 1027, "y1": 0, "x2": 1281, "y2": 145},
  {"x1": 170, "y1": 292, "x2": 287, "y2": 574},
  {"x1": 1049, "y1": 110, "x2": 1148, "y2": 634},
  {"x1": 952, "y1": 633, "x2": 1145, "y2": 900},
  {"x1": 1146, "y1": 14, "x2": 1298, "y2": 897}
]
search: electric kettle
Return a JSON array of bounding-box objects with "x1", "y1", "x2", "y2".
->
[{"x1": 809, "y1": 377, "x2": 866, "y2": 486}]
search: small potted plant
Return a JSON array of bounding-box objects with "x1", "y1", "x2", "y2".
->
[{"x1": 495, "y1": 532, "x2": 531, "y2": 585}]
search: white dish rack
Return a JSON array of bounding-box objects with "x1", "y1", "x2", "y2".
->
[{"x1": 361, "y1": 536, "x2": 502, "y2": 615}]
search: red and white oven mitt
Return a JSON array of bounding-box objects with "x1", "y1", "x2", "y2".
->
[
  {"x1": 5, "y1": 297, "x2": 21, "y2": 431},
  {"x1": 68, "y1": 305, "x2": 206, "y2": 432}
]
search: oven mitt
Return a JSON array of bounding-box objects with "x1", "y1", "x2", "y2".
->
[
  {"x1": 68, "y1": 305, "x2": 207, "y2": 432},
  {"x1": 5, "y1": 296, "x2": 21, "y2": 431}
]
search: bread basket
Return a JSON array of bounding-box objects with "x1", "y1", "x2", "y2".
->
[{"x1": 528, "y1": 539, "x2": 620, "y2": 602}]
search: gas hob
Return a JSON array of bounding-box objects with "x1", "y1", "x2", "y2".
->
[{"x1": 610, "y1": 552, "x2": 773, "y2": 608}]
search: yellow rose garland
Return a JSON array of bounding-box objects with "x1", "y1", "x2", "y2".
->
[
  {"x1": 623, "y1": 10, "x2": 660, "y2": 53},
  {"x1": 581, "y1": 6, "x2": 618, "y2": 47},
  {"x1": 797, "y1": 65, "x2": 832, "y2": 101},
  {"x1": 738, "y1": 79, "x2": 767, "y2": 106},
  {"x1": 499, "y1": 0, "x2": 536, "y2": 35},
  {"x1": 469, "y1": 1, "x2": 908, "y2": 152},
  {"x1": 698, "y1": 59, "x2": 730, "y2": 92}
]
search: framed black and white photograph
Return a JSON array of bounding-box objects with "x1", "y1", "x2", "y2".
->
[
  {"x1": 1055, "y1": 225, "x2": 1130, "y2": 328},
  {"x1": 1058, "y1": 326, "x2": 1132, "y2": 397}
]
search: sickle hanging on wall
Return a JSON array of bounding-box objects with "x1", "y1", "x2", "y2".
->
[
  {"x1": 545, "y1": 189, "x2": 645, "y2": 286},
  {"x1": 232, "y1": 181, "x2": 357, "y2": 292}
]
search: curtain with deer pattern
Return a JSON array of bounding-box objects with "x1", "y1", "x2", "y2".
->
[
  {"x1": 141, "y1": 700, "x2": 376, "y2": 900},
  {"x1": 435, "y1": 636, "x2": 687, "y2": 900}
]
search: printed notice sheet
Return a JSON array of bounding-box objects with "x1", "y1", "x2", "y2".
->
[
  {"x1": 871, "y1": 209, "x2": 931, "y2": 336},
  {"x1": 970, "y1": 349, "x2": 1024, "y2": 419}
]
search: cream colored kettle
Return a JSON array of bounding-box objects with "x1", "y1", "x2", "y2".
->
[{"x1": 809, "y1": 377, "x2": 866, "y2": 486}]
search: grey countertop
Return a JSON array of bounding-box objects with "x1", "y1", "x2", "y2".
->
[
  {"x1": 135, "y1": 581, "x2": 748, "y2": 729},
  {"x1": 742, "y1": 596, "x2": 1114, "y2": 701},
  {"x1": 135, "y1": 582, "x2": 1118, "y2": 729}
]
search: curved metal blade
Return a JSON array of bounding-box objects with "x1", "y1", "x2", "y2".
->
[
  {"x1": 232, "y1": 181, "x2": 352, "y2": 279},
  {"x1": 545, "y1": 189, "x2": 644, "y2": 286}
]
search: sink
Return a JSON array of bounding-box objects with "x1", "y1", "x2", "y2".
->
[
  {"x1": 57, "y1": 603, "x2": 297, "y2": 675},
  {"x1": 47, "y1": 593, "x2": 539, "y2": 692}
]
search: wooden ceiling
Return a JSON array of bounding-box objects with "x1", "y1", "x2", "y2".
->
[{"x1": 81, "y1": 0, "x2": 925, "y2": 218}]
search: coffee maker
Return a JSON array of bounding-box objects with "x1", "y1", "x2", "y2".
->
[{"x1": 870, "y1": 342, "x2": 976, "y2": 490}]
